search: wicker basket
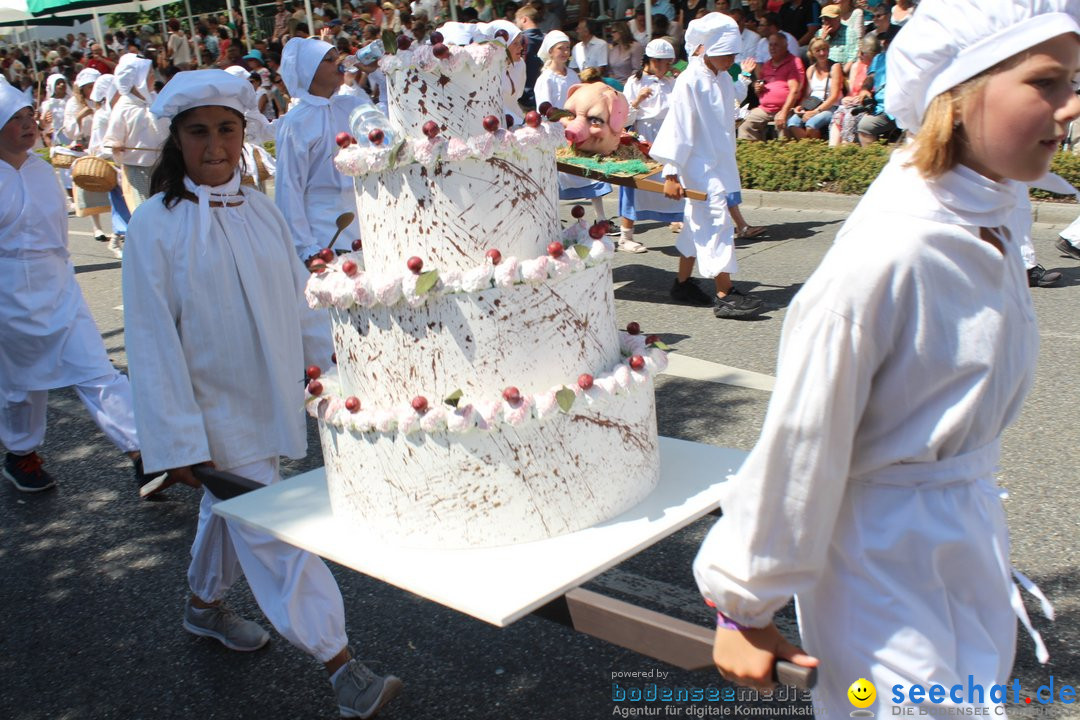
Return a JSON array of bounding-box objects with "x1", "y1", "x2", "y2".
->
[
  {"x1": 51, "y1": 152, "x2": 76, "y2": 169},
  {"x1": 71, "y1": 156, "x2": 118, "y2": 193}
]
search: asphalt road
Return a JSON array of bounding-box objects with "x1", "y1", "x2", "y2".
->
[{"x1": 2, "y1": 194, "x2": 1079, "y2": 720}]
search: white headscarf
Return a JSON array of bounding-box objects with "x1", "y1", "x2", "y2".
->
[
  {"x1": 887, "y1": 0, "x2": 1080, "y2": 131},
  {"x1": 75, "y1": 67, "x2": 102, "y2": 89},
  {"x1": 280, "y1": 37, "x2": 334, "y2": 101},
  {"x1": 46, "y1": 73, "x2": 67, "y2": 97},
  {"x1": 115, "y1": 53, "x2": 153, "y2": 99},
  {"x1": 538, "y1": 30, "x2": 570, "y2": 62},
  {"x1": 89, "y1": 74, "x2": 118, "y2": 105},
  {"x1": 0, "y1": 82, "x2": 32, "y2": 128}
]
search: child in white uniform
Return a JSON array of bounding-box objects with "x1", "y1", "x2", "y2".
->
[
  {"x1": 693, "y1": 0, "x2": 1080, "y2": 713},
  {"x1": 122, "y1": 69, "x2": 402, "y2": 719}
]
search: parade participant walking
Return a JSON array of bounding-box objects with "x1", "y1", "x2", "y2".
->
[
  {"x1": 693, "y1": 0, "x2": 1080, "y2": 713},
  {"x1": 0, "y1": 83, "x2": 161, "y2": 496},
  {"x1": 274, "y1": 37, "x2": 366, "y2": 265},
  {"x1": 122, "y1": 69, "x2": 402, "y2": 719},
  {"x1": 103, "y1": 53, "x2": 170, "y2": 217},
  {"x1": 651, "y1": 13, "x2": 766, "y2": 318}
]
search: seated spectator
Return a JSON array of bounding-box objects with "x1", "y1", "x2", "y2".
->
[
  {"x1": 828, "y1": 32, "x2": 879, "y2": 146},
  {"x1": 571, "y1": 19, "x2": 608, "y2": 74},
  {"x1": 785, "y1": 37, "x2": 841, "y2": 139},
  {"x1": 738, "y1": 32, "x2": 803, "y2": 141},
  {"x1": 607, "y1": 21, "x2": 644, "y2": 84}
]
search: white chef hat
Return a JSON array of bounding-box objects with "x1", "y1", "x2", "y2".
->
[
  {"x1": 645, "y1": 38, "x2": 675, "y2": 60},
  {"x1": 89, "y1": 74, "x2": 117, "y2": 104},
  {"x1": 46, "y1": 72, "x2": 67, "y2": 95},
  {"x1": 476, "y1": 19, "x2": 521, "y2": 45},
  {"x1": 684, "y1": 12, "x2": 737, "y2": 57},
  {"x1": 115, "y1": 53, "x2": 153, "y2": 97},
  {"x1": 436, "y1": 21, "x2": 475, "y2": 46},
  {"x1": 887, "y1": 0, "x2": 1080, "y2": 132},
  {"x1": 0, "y1": 81, "x2": 32, "y2": 128},
  {"x1": 75, "y1": 67, "x2": 101, "y2": 88},
  {"x1": 150, "y1": 69, "x2": 257, "y2": 121},
  {"x1": 280, "y1": 37, "x2": 334, "y2": 99},
  {"x1": 538, "y1": 30, "x2": 570, "y2": 62}
]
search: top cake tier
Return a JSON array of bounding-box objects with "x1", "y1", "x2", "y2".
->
[{"x1": 382, "y1": 43, "x2": 505, "y2": 138}]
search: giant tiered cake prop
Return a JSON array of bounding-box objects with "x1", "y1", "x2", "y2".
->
[{"x1": 304, "y1": 39, "x2": 667, "y2": 549}]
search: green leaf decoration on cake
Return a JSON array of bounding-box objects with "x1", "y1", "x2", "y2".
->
[
  {"x1": 444, "y1": 389, "x2": 464, "y2": 408},
  {"x1": 415, "y1": 270, "x2": 440, "y2": 294},
  {"x1": 556, "y1": 387, "x2": 576, "y2": 413},
  {"x1": 573, "y1": 244, "x2": 591, "y2": 259}
]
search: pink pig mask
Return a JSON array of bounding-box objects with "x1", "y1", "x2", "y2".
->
[{"x1": 559, "y1": 82, "x2": 630, "y2": 156}]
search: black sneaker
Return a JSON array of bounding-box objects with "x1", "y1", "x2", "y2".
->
[
  {"x1": 4, "y1": 452, "x2": 56, "y2": 492},
  {"x1": 713, "y1": 288, "x2": 766, "y2": 319},
  {"x1": 1055, "y1": 237, "x2": 1080, "y2": 261},
  {"x1": 1028, "y1": 265, "x2": 1062, "y2": 288},
  {"x1": 134, "y1": 455, "x2": 169, "y2": 499},
  {"x1": 670, "y1": 278, "x2": 715, "y2": 306}
]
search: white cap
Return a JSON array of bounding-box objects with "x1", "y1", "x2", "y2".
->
[
  {"x1": 886, "y1": 0, "x2": 1080, "y2": 131},
  {"x1": 150, "y1": 69, "x2": 257, "y2": 120},
  {"x1": 644, "y1": 38, "x2": 675, "y2": 60},
  {"x1": 538, "y1": 30, "x2": 570, "y2": 62}
]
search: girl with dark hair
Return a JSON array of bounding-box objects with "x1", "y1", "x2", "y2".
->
[{"x1": 123, "y1": 69, "x2": 402, "y2": 718}]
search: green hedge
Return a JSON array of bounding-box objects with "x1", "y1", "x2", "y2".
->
[{"x1": 736, "y1": 139, "x2": 1080, "y2": 200}]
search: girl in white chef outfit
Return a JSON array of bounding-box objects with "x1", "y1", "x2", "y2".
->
[
  {"x1": 0, "y1": 83, "x2": 159, "y2": 496},
  {"x1": 533, "y1": 29, "x2": 614, "y2": 234},
  {"x1": 693, "y1": 0, "x2": 1080, "y2": 714},
  {"x1": 617, "y1": 39, "x2": 680, "y2": 255},
  {"x1": 122, "y1": 69, "x2": 402, "y2": 719},
  {"x1": 103, "y1": 53, "x2": 170, "y2": 216}
]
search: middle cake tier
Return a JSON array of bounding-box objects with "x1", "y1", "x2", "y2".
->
[
  {"x1": 354, "y1": 152, "x2": 561, "y2": 277},
  {"x1": 330, "y1": 261, "x2": 619, "y2": 407}
]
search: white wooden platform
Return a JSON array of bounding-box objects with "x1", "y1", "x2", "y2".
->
[{"x1": 213, "y1": 436, "x2": 746, "y2": 627}]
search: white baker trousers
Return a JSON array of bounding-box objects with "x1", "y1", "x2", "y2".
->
[
  {"x1": 187, "y1": 456, "x2": 348, "y2": 663},
  {"x1": 0, "y1": 371, "x2": 139, "y2": 455}
]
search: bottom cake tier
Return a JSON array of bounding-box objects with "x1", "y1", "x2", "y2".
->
[{"x1": 318, "y1": 378, "x2": 660, "y2": 549}]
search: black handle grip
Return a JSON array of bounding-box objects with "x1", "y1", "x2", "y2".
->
[{"x1": 773, "y1": 661, "x2": 817, "y2": 690}]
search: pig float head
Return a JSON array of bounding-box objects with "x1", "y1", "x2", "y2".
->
[{"x1": 559, "y1": 82, "x2": 630, "y2": 156}]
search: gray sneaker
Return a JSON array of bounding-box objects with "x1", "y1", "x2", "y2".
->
[
  {"x1": 334, "y1": 659, "x2": 403, "y2": 719},
  {"x1": 183, "y1": 601, "x2": 270, "y2": 652}
]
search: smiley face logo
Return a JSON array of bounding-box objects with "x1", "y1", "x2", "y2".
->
[{"x1": 848, "y1": 678, "x2": 876, "y2": 708}]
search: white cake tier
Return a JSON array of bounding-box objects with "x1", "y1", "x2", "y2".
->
[
  {"x1": 319, "y1": 376, "x2": 660, "y2": 549},
  {"x1": 329, "y1": 261, "x2": 618, "y2": 407},
  {"x1": 382, "y1": 43, "x2": 505, "y2": 138},
  {"x1": 354, "y1": 149, "x2": 560, "y2": 277}
]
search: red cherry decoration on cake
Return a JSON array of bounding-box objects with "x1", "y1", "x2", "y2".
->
[
  {"x1": 335, "y1": 132, "x2": 354, "y2": 148},
  {"x1": 406, "y1": 256, "x2": 424, "y2": 274},
  {"x1": 629, "y1": 355, "x2": 646, "y2": 371},
  {"x1": 524, "y1": 110, "x2": 541, "y2": 128},
  {"x1": 429, "y1": 31, "x2": 444, "y2": 45},
  {"x1": 547, "y1": 241, "x2": 564, "y2": 258},
  {"x1": 397, "y1": 35, "x2": 412, "y2": 50},
  {"x1": 411, "y1": 396, "x2": 428, "y2": 413},
  {"x1": 432, "y1": 42, "x2": 450, "y2": 59},
  {"x1": 538, "y1": 101, "x2": 552, "y2": 116},
  {"x1": 626, "y1": 321, "x2": 641, "y2": 335},
  {"x1": 578, "y1": 373, "x2": 594, "y2": 390},
  {"x1": 306, "y1": 365, "x2": 321, "y2": 380},
  {"x1": 351, "y1": 238, "x2": 363, "y2": 251},
  {"x1": 485, "y1": 248, "x2": 502, "y2": 265},
  {"x1": 645, "y1": 334, "x2": 660, "y2": 345},
  {"x1": 318, "y1": 248, "x2": 335, "y2": 264},
  {"x1": 368, "y1": 128, "x2": 384, "y2": 145},
  {"x1": 588, "y1": 222, "x2": 607, "y2": 240},
  {"x1": 345, "y1": 396, "x2": 361, "y2": 413},
  {"x1": 502, "y1": 386, "x2": 521, "y2": 404},
  {"x1": 341, "y1": 260, "x2": 358, "y2": 276},
  {"x1": 307, "y1": 379, "x2": 324, "y2": 396},
  {"x1": 482, "y1": 115, "x2": 500, "y2": 132},
  {"x1": 571, "y1": 204, "x2": 585, "y2": 219},
  {"x1": 422, "y1": 120, "x2": 440, "y2": 138}
]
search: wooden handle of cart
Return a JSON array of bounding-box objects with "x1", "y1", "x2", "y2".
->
[{"x1": 555, "y1": 161, "x2": 708, "y2": 202}]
